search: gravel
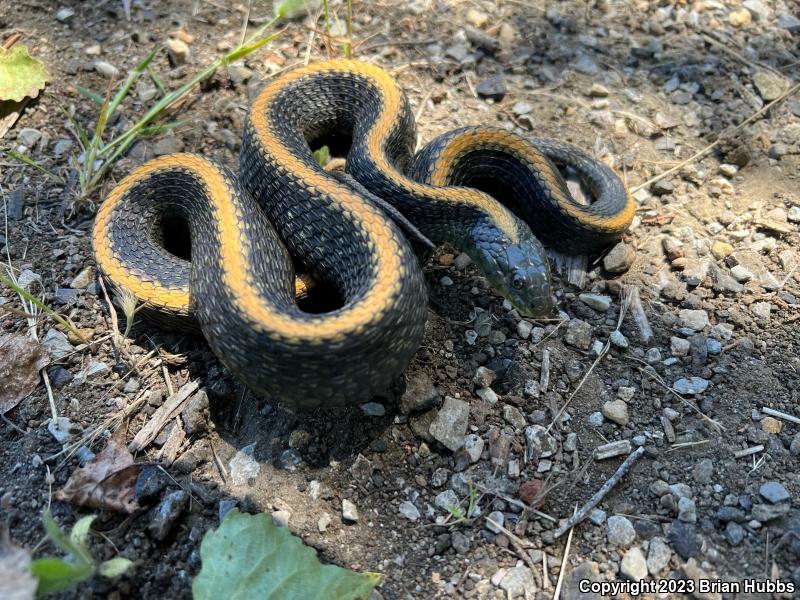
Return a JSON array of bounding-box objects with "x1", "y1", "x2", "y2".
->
[{"x1": 607, "y1": 515, "x2": 636, "y2": 547}]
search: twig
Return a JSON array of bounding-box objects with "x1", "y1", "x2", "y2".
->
[
  {"x1": 552, "y1": 505, "x2": 577, "y2": 600},
  {"x1": 733, "y1": 445, "x2": 764, "y2": 459},
  {"x1": 485, "y1": 517, "x2": 539, "y2": 577},
  {"x1": 553, "y1": 447, "x2": 645, "y2": 538},
  {"x1": 761, "y1": 407, "x2": 800, "y2": 426},
  {"x1": 128, "y1": 380, "x2": 199, "y2": 452},
  {"x1": 626, "y1": 286, "x2": 653, "y2": 344},
  {"x1": 631, "y1": 80, "x2": 800, "y2": 193}
]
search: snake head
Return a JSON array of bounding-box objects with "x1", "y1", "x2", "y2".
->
[{"x1": 470, "y1": 230, "x2": 555, "y2": 318}]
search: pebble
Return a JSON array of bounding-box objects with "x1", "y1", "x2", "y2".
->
[
  {"x1": 399, "y1": 501, "x2": 420, "y2": 521},
  {"x1": 646, "y1": 537, "x2": 672, "y2": 575},
  {"x1": 678, "y1": 497, "x2": 697, "y2": 523},
  {"x1": 609, "y1": 330, "x2": 628, "y2": 348},
  {"x1": 400, "y1": 372, "x2": 439, "y2": 414},
  {"x1": 620, "y1": 547, "x2": 648, "y2": 581},
  {"x1": 123, "y1": 378, "x2": 140, "y2": 393},
  {"x1": 342, "y1": 499, "x2": 359, "y2": 523},
  {"x1": 512, "y1": 101, "x2": 532, "y2": 116},
  {"x1": 759, "y1": 482, "x2": 790, "y2": 504},
  {"x1": 94, "y1": 61, "x2": 119, "y2": 78},
  {"x1": 463, "y1": 434, "x2": 484, "y2": 463},
  {"x1": 729, "y1": 8, "x2": 752, "y2": 27},
  {"x1": 750, "y1": 301, "x2": 771, "y2": 320},
  {"x1": 779, "y1": 14, "x2": 800, "y2": 32},
  {"x1": 607, "y1": 515, "x2": 636, "y2": 547},
  {"x1": 486, "y1": 510, "x2": 504, "y2": 533},
  {"x1": 476, "y1": 388, "x2": 497, "y2": 403},
  {"x1": 499, "y1": 566, "x2": 535, "y2": 598},
  {"x1": 753, "y1": 71, "x2": 785, "y2": 102},
  {"x1": 743, "y1": 0, "x2": 770, "y2": 21},
  {"x1": 181, "y1": 390, "x2": 209, "y2": 435},
  {"x1": 602, "y1": 400, "x2": 629, "y2": 426},
  {"x1": 48, "y1": 366, "x2": 73, "y2": 389},
  {"x1": 435, "y1": 490, "x2": 459, "y2": 513},
  {"x1": 730, "y1": 264, "x2": 753, "y2": 283},
  {"x1": 465, "y1": 8, "x2": 488, "y2": 28},
  {"x1": 603, "y1": 242, "x2": 635, "y2": 273},
  {"x1": 475, "y1": 75, "x2": 506, "y2": 101},
  {"x1": 693, "y1": 459, "x2": 714, "y2": 484},
  {"x1": 588, "y1": 411, "x2": 604, "y2": 426},
  {"x1": 524, "y1": 425, "x2": 556, "y2": 461},
  {"x1": 318, "y1": 512, "x2": 332, "y2": 532},
  {"x1": 473, "y1": 366, "x2": 497, "y2": 388},
  {"x1": 670, "y1": 336, "x2": 690, "y2": 357},
  {"x1": 454, "y1": 252, "x2": 471, "y2": 269},
  {"x1": 429, "y1": 397, "x2": 470, "y2": 451},
  {"x1": 579, "y1": 293, "x2": 612, "y2": 312},
  {"x1": 54, "y1": 139, "x2": 73, "y2": 157},
  {"x1": 564, "y1": 319, "x2": 592, "y2": 350},
  {"x1": 271, "y1": 510, "x2": 291, "y2": 528},
  {"x1": 752, "y1": 503, "x2": 790, "y2": 522},
  {"x1": 148, "y1": 490, "x2": 188, "y2": 541},
  {"x1": 17, "y1": 128, "x2": 41, "y2": 148},
  {"x1": 760, "y1": 416, "x2": 782, "y2": 434},
  {"x1": 451, "y1": 531, "x2": 470, "y2": 554},
  {"x1": 360, "y1": 402, "x2": 385, "y2": 416},
  {"x1": 503, "y1": 405, "x2": 526, "y2": 430},
  {"x1": 516, "y1": 320, "x2": 532, "y2": 339},
  {"x1": 725, "y1": 521, "x2": 745, "y2": 545},
  {"x1": 678, "y1": 309, "x2": 709, "y2": 331},
  {"x1": 153, "y1": 136, "x2": 184, "y2": 156},
  {"x1": 667, "y1": 520, "x2": 698, "y2": 559},
  {"x1": 166, "y1": 38, "x2": 190, "y2": 65},
  {"x1": 645, "y1": 348, "x2": 662, "y2": 363},
  {"x1": 791, "y1": 432, "x2": 800, "y2": 455},
  {"x1": 672, "y1": 377, "x2": 711, "y2": 395},
  {"x1": 589, "y1": 509, "x2": 606, "y2": 525},
  {"x1": 573, "y1": 54, "x2": 599, "y2": 75},
  {"x1": 229, "y1": 444, "x2": 260, "y2": 486},
  {"x1": 55, "y1": 7, "x2": 75, "y2": 21}
]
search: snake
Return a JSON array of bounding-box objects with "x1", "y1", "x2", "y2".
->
[{"x1": 92, "y1": 59, "x2": 634, "y2": 409}]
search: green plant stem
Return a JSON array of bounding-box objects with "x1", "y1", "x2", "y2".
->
[
  {"x1": 0, "y1": 273, "x2": 83, "y2": 339},
  {"x1": 345, "y1": 0, "x2": 352, "y2": 58},
  {"x1": 2, "y1": 150, "x2": 65, "y2": 184}
]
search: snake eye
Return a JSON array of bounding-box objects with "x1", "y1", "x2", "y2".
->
[{"x1": 511, "y1": 274, "x2": 525, "y2": 290}]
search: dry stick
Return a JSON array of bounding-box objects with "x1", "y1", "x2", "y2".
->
[
  {"x1": 128, "y1": 379, "x2": 199, "y2": 452},
  {"x1": 553, "y1": 446, "x2": 646, "y2": 539},
  {"x1": 485, "y1": 517, "x2": 539, "y2": 577},
  {"x1": 626, "y1": 286, "x2": 653, "y2": 344},
  {"x1": 761, "y1": 407, "x2": 800, "y2": 426},
  {"x1": 734, "y1": 445, "x2": 764, "y2": 459},
  {"x1": 631, "y1": 81, "x2": 800, "y2": 193},
  {"x1": 552, "y1": 507, "x2": 578, "y2": 600}
]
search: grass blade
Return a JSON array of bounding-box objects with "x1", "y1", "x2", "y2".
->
[
  {"x1": 0, "y1": 273, "x2": 84, "y2": 339},
  {"x1": 74, "y1": 84, "x2": 103, "y2": 106},
  {"x1": 2, "y1": 150, "x2": 65, "y2": 184}
]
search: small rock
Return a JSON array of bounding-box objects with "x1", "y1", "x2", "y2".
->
[
  {"x1": 743, "y1": 0, "x2": 770, "y2": 21},
  {"x1": 752, "y1": 502, "x2": 790, "y2": 522},
  {"x1": 465, "y1": 8, "x2": 488, "y2": 28},
  {"x1": 603, "y1": 242, "x2": 635, "y2": 273},
  {"x1": 486, "y1": 510, "x2": 504, "y2": 533},
  {"x1": 667, "y1": 520, "x2": 698, "y2": 559},
  {"x1": 790, "y1": 432, "x2": 800, "y2": 455},
  {"x1": 342, "y1": 499, "x2": 358, "y2": 523},
  {"x1": 678, "y1": 309, "x2": 709, "y2": 331},
  {"x1": 672, "y1": 376, "x2": 709, "y2": 395},
  {"x1": 476, "y1": 75, "x2": 506, "y2": 101},
  {"x1": 56, "y1": 7, "x2": 75, "y2": 22},
  {"x1": 620, "y1": 547, "x2": 648, "y2": 581},
  {"x1": 435, "y1": 490, "x2": 459, "y2": 513},
  {"x1": 589, "y1": 509, "x2": 606, "y2": 525},
  {"x1": 645, "y1": 348, "x2": 662, "y2": 363},
  {"x1": 564, "y1": 319, "x2": 592, "y2": 350},
  {"x1": 588, "y1": 411, "x2": 604, "y2": 426},
  {"x1": 516, "y1": 320, "x2": 532, "y2": 339},
  {"x1": 17, "y1": 128, "x2": 41, "y2": 148},
  {"x1": 609, "y1": 330, "x2": 628, "y2": 348},
  {"x1": 729, "y1": 8, "x2": 752, "y2": 27},
  {"x1": 524, "y1": 425, "x2": 556, "y2": 461},
  {"x1": 750, "y1": 301, "x2": 771, "y2": 320},
  {"x1": 670, "y1": 336, "x2": 691, "y2": 356},
  {"x1": 573, "y1": 54, "x2": 599, "y2": 75},
  {"x1": 725, "y1": 521, "x2": 745, "y2": 545},
  {"x1": 646, "y1": 537, "x2": 672, "y2": 575},
  {"x1": 47, "y1": 365, "x2": 73, "y2": 389},
  {"x1": 153, "y1": 136, "x2": 184, "y2": 156},
  {"x1": 760, "y1": 416, "x2": 782, "y2": 434},
  {"x1": 512, "y1": 101, "x2": 532, "y2": 115},
  {"x1": 360, "y1": 402, "x2": 385, "y2": 416},
  {"x1": 134, "y1": 465, "x2": 169, "y2": 503},
  {"x1": 473, "y1": 366, "x2": 497, "y2": 388},
  {"x1": 429, "y1": 396, "x2": 470, "y2": 451},
  {"x1": 518, "y1": 479, "x2": 544, "y2": 507},
  {"x1": 578, "y1": 293, "x2": 612, "y2": 312},
  {"x1": 454, "y1": 252, "x2": 472, "y2": 269},
  {"x1": 148, "y1": 490, "x2": 188, "y2": 541},
  {"x1": 499, "y1": 566, "x2": 535, "y2": 598},
  {"x1": 753, "y1": 71, "x2": 785, "y2": 102},
  {"x1": 400, "y1": 372, "x2": 439, "y2": 414},
  {"x1": 503, "y1": 404, "x2": 526, "y2": 430},
  {"x1": 166, "y1": 38, "x2": 190, "y2": 65},
  {"x1": 318, "y1": 512, "x2": 332, "y2": 532},
  {"x1": 271, "y1": 510, "x2": 291, "y2": 528},
  {"x1": 607, "y1": 515, "x2": 636, "y2": 547},
  {"x1": 678, "y1": 497, "x2": 697, "y2": 523},
  {"x1": 464, "y1": 434, "x2": 484, "y2": 463},
  {"x1": 181, "y1": 390, "x2": 209, "y2": 435},
  {"x1": 759, "y1": 481, "x2": 790, "y2": 504},
  {"x1": 779, "y1": 14, "x2": 800, "y2": 32},
  {"x1": 451, "y1": 531, "x2": 470, "y2": 554},
  {"x1": 399, "y1": 501, "x2": 420, "y2": 521},
  {"x1": 602, "y1": 400, "x2": 629, "y2": 426},
  {"x1": 94, "y1": 61, "x2": 119, "y2": 78},
  {"x1": 229, "y1": 443, "x2": 260, "y2": 486}
]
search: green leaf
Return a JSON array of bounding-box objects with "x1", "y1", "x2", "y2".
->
[
  {"x1": 0, "y1": 46, "x2": 49, "y2": 102},
  {"x1": 274, "y1": 0, "x2": 322, "y2": 19},
  {"x1": 192, "y1": 509, "x2": 380, "y2": 600},
  {"x1": 30, "y1": 558, "x2": 93, "y2": 597},
  {"x1": 313, "y1": 145, "x2": 330, "y2": 167},
  {"x1": 98, "y1": 557, "x2": 134, "y2": 578},
  {"x1": 69, "y1": 516, "x2": 96, "y2": 554}
]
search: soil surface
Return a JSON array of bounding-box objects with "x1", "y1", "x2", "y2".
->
[{"x1": 1, "y1": 1, "x2": 800, "y2": 599}]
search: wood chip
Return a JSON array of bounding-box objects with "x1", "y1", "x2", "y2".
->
[
  {"x1": 128, "y1": 379, "x2": 199, "y2": 452},
  {"x1": 594, "y1": 439, "x2": 632, "y2": 460}
]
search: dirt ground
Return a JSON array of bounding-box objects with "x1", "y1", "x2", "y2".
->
[{"x1": 1, "y1": 0, "x2": 800, "y2": 598}]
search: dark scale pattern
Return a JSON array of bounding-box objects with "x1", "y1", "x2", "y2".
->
[{"x1": 98, "y1": 61, "x2": 631, "y2": 409}]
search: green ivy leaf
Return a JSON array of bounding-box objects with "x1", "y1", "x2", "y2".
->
[
  {"x1": 0, "y1": 46, "x2": 49, "y2": 102},
  {"x1": 313, "y1": 145, "x2": 330, "y2": 167},
  {"x1": 192, "y1": 509, "x2": 380, "y2": 600},
  {"x1": 30, "y1": 558, "x2": 93, "y2": 597}
]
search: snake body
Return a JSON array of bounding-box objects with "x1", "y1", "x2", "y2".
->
[{"x1": 93, "y1": 60, "x2": 633, "y2": 408}]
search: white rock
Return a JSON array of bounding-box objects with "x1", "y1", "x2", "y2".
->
[{"x1": 342, "y1": 499, "x2": 359, "y2": 522}]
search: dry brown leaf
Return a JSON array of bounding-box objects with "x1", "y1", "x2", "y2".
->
[
  {"x1": 0, "y1": 533, "x2": 36, "y2": 600},
  {"x1": 0, "y1": 334, "x2": 49, "y2": 415},
  {"x1": 55, "y1": 428, "x2": 140, "y2": 513}
]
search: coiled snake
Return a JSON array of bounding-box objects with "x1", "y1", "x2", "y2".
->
[{"x1": 93, "y1": 60, "x2": 633, "y2": 408}]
